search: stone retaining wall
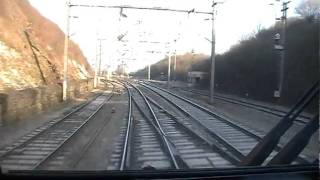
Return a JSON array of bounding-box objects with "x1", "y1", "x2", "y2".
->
[{"x1": 0, "y1": 79, "x2": 93, "y2": 124}]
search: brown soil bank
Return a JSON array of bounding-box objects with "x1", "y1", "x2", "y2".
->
[{"x1": 0, "y1": 0, "x2": 93, "y2": 123}]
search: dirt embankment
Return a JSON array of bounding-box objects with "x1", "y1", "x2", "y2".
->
[{"x1": 0, "y1": 0, "x2": 94, "y2": 122}]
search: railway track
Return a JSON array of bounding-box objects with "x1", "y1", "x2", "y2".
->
[
  {"x1": 107, "y1": 80, "x2": 309, "y2": 171},
  {"x1": 146, "y1": 97, "x2": 234, "y2": 168},
  {"x1": 108, "y1": 81, "x2": 179, "y2": 170},
  {"x1": 139, "y1": 82, "x2": 312, "y2": 164},
  {"x1": 127, "y1": 81, "x2": 185, "y2": 169},
  {"x1": 108, "y1": 81, "x2": 239, "y2": 170},
  {"x1": 0, "y1": 83, "x2": 115, "y2": 170},
  {"x1": 148, "y1": 81, "x2": 311, "y2": 125}
]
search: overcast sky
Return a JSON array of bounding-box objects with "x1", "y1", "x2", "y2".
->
[{"x1": 29, "y1": 0, "x2": 302, "y2": 72}]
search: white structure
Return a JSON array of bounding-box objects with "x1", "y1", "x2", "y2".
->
[{"x1": 187, "y1": 71, "x2": 208, "y2": 85}]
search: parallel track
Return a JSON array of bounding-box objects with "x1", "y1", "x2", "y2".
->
[
  {"x1": 140, "y1": 82, "x2": 311, "y2": 164},
  {"x1": 149, "y1": 81, "x2": 310, "y2": 125},
  {"x1": 110, "y1": 81, "x2": 238, "y2": 170},
  {"x1": 0, "y1": 83, "x2": 115, "y2": 170},
  {"x1": 146, "y1": 97, "x2": 234, "y2": 168}
]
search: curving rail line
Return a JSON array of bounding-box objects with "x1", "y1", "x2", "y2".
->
[
  {"x1": 106, "y1": 80, "x2": 313, "y2": 170},
  {"x1": 120, "y1": 81, "x2": 183, "y2": 170},
  {"x1": 114, "y1": 81, "x2": 237, "y2": 170}
]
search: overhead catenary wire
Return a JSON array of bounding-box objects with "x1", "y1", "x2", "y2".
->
[
  {"x1": 69, "y1": 4, "x2": 212, "y2": 15},
  {"x1": 68, "y1": 2, "x2": 215, "y2": 92}
]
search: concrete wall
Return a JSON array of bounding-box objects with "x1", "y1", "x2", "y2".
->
[{"x1": 0, "y1": 79, "x2": 93, "y2": 124}]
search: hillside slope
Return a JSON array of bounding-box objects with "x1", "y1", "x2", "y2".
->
[
  {"x1": 0, "y1": 0, "x2": 92, "y2": 90},
  {"x1": 214, "y1": 18, "x2": 318, "y2": 108}
]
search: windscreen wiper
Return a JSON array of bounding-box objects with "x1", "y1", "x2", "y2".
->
[{"x1": 241, "y1": 81, "x2": 319, "y2": 166}]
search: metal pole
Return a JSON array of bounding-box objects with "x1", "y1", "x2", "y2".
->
[
  {"x1": 99, "y1": 39, "x2": 102, "y2": 76},
  {"x1": 0, "y1": 104, "x2": 2, "y2": 127},
  {"x1": 167, "y1": 52, "x2": 171, "y2": 88},
  {"x1": 278, "y1": 1, "x2": 289, "y2": 97},
  {"x1": 94, "y1": 38, "x2": 99, "y2": 88},
  {"x1": 209, "y1": 0, "x2": 216, "y2": 104},
  {"x1": 173, "y1": 40, "x2": 177, "y2": 82},
  {"x1": 174, "y1": 50, "x2": 177, "y2": 80},
  {"x1": 318, "y1": 15, "x2": 320, "y2": 68},
  {"x1": 63, "y1": 0, "x2": 70, "y2": 101},
  {"x1": 148, "y1": 63, "x2": 151, "y2": 80}
]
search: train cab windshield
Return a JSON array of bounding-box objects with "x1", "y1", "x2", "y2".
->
[{"x1": 0, "y1": 0, "x2": 318, "y2": 179}]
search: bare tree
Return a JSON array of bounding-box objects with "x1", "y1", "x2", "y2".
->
[
  {"x1": 239, "y1": 24, "x2": 264, "y2": 42},
  {"x1": 295, "y1": 0, "x2": 320, "y2": 20},
  {"x1": 255, "y1": 23, "x2": 263, "y2": 34}
]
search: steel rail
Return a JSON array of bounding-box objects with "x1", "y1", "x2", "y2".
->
[
  {"x1": 171, "y1": 86, "x2": 310, "y2": 124},
  {"x1": 214, "y1": 95, "x2": 310, "y2": 124},
  {"x1": 140, "y1": 82, "x2": 310, "y2": 164},
  {"x1": 0, "y1": 93, "x2": 102, "y2": 160},
  {"x1": 142, "y1": 82, "x2": 265, "y2": 140},
  {"x1": 140, "y1": 83, "x2": 245, "y2": 161},
  {"x1": 148, "y1": 80, "x2": 311, "y2": 123},
  {"x1": 126, "y1": 81, "x2": 183, "y2": 169},
  {"x1": 70, "y1": 83, "x2": 119, "y2": 168},
  {"x1": 131, "y1": 97, "x2": 182, "y2": 169},
  {"x1": 118, "y1": 81, "x2": 132, "y2": 171},
  {"x1": 145, "y1": 95, "x2": 240, "y2": 165},
  {"x1": 33, "y1": 83, "x2": 116, "y2": 169}
]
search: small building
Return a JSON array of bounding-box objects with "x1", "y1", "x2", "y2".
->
[
  {"x1": 160, "y1": 72, "x2": 166, "y2": 81},
  {"x1": 187, "y1": 71, "x2": 208, "y2": 85}
]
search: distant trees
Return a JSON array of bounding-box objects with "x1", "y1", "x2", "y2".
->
[
  {"x1": 134, "y1": 17, "x2": 318, "y2": 112},
  {"x1": 214, "y1": 18, "x2": 318, "y2": 111},
  {"x1": 115, "y1": 63, "x2": 128, "y2": 76},
  {"x1": 134, "y1": 53, "x2": 209, "y2": 81},
  {"x1": 295, "y1": 0, "x2": 320, "y2": 21}
]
